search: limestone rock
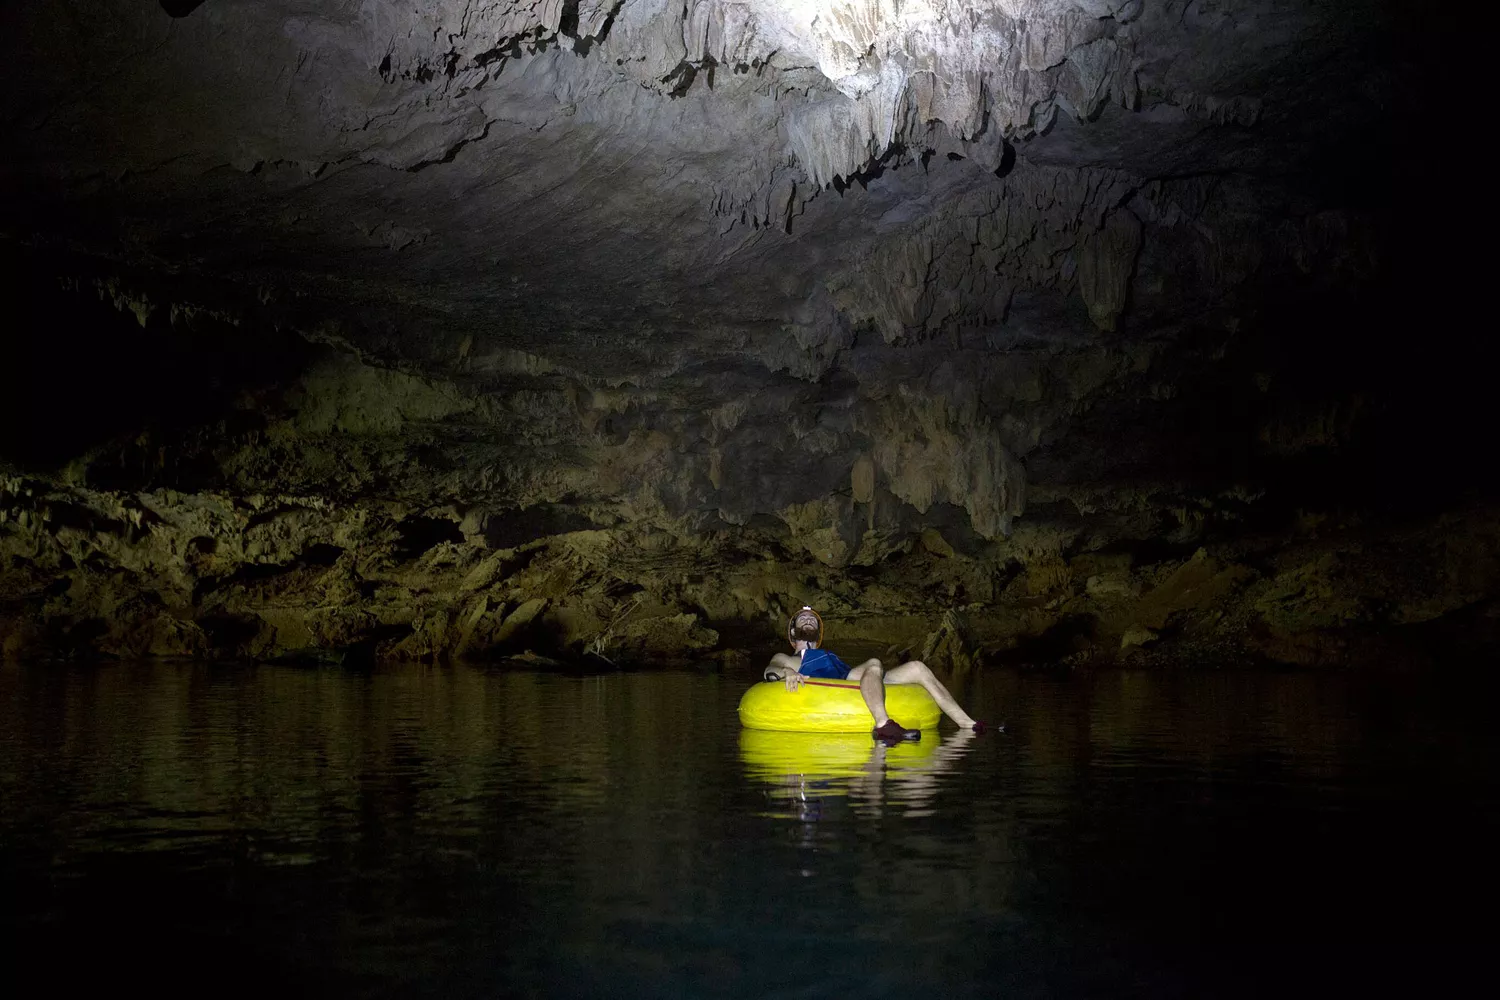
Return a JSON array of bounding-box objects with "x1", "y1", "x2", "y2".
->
[
  {"x1": 494, "y1": 598, "x2": 550, "y2": 646},
  {"x1": 1086, "y1": 573, "x2": 1141, "y2": 600},
  {"x1": 1119, "y1": 624, "x2": 1158, "y2": 651},
  {"x1": 609, "y1": 613, "x2": 721, "y2": 661},
  {"x1": 0, "y1": 2, "x2": 1481, "y2": 671},
  {"x1": 1077, "y1": 208, "x2": 1144, "y2": 331}
]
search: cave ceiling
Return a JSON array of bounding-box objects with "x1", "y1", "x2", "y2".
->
[{"x1": 2, "y1": 1, "x2": 1415, "y2": 532}]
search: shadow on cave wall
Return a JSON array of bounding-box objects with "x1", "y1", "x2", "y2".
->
[
  {"x1": 159, "y1": 1, "x2": 209, "y2": 18},
  {"x1": 0, "y1": 245, "x2": 318, "y2": 482},
  {"x1": 1035, "y1": 235, "x2": 1496, "y2": 525}
]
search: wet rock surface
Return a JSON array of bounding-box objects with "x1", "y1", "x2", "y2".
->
[
  {"x1": 3, "y1": 369, "x2": 1496, "y2": 667},
  {"x1": 1, "y1": 3, "x2": 1490, "y2": 667}
]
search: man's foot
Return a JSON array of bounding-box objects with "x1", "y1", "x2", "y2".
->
[
  {"x1": 872, "y1": 719, "x2": 920, "y2": 743},
  {"x1": 971, "y1": 720, "x2": 1004, "y2": 734}
]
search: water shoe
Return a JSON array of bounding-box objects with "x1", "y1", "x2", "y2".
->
[{"x1": 872, "y1": 719, "x2": 920, "y2": 742}]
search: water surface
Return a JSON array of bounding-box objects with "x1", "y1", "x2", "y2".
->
[{"x1": 1, "y1": 662, "x2": 1491, "y2": 997}]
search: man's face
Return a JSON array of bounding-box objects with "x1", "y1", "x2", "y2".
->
[{"x1": 792, "y1": 611, "x2": 820, "y2": 645}]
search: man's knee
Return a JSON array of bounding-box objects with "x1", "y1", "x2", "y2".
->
[
  {"x1": 860, "y1": 658, "x2": 884, "y2": 678},
  {"x1": 894, "y1": 659, "x2": 934, "y2": 680}
]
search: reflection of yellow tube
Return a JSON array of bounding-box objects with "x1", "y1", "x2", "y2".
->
[
  {"x1": 737, "y1": 679, "x2": 941, "y2": 732},
  {"x1": 738, "y1": 728, "x2": 936, "y2": 781}
]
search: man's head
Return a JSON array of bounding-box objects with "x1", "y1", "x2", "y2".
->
[{"x1": 787, "y1": 606, "x2": 823, "y2": 647}]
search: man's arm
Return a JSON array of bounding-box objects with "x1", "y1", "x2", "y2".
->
[{"x1": 763, "y1": 652, "x2": 806, "y2": 690}]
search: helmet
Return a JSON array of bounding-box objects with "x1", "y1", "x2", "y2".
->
[{"x1": 787, "y1": 605, "x2": 823, "y2": 646}]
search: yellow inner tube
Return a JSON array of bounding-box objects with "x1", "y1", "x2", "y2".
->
[{"x1": 737, "y1": 678, "x2": 941, "y2": 732}]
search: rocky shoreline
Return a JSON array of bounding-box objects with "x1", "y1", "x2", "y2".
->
[{"x1": 6, "y1": 471, "x2": 1493, "y2": 670}]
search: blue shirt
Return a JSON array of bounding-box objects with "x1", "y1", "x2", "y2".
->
[{"x1": 799, "y1": 648, "x2": 851, "y2": 680}]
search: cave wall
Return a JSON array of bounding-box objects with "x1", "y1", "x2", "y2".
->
[
  {"x1": 2, "y1": 2, "x2": 1492, "y2": 667},
  {"x1": 3, "y1": 236, "x2": 1496, "y2": 669}
]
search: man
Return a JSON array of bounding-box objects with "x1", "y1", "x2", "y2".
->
[{"x1": 763, "y1": 606, "x2": 995, "y2": 742}]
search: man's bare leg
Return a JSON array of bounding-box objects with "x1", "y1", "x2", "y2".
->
[
  {"x1": 884, "y1": 660, "x2": 978, "y2": 728},
  {"x1": 845, "y1": 659, "x2": 889, "y2": 726}
]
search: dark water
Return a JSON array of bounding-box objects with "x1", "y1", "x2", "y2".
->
[{"x1": 1, "y1": 662, "x2": 1493, "y2": 998}]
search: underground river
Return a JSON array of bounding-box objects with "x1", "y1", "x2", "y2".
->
[{"x1": 2, "y1": 662, "x2": 1491, "y2": 997}]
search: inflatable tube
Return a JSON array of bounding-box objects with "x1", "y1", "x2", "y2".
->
[
  {"x1": 739, "y1": 729, "x2": 936, "y2": 780},
  {"x1": 738, "y1": 678, "x2": 941, "y2": 732}
]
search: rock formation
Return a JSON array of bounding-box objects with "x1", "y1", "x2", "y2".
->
[{"x1": 1, "y1": 2, "x2": 1491, "y2": 667}]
